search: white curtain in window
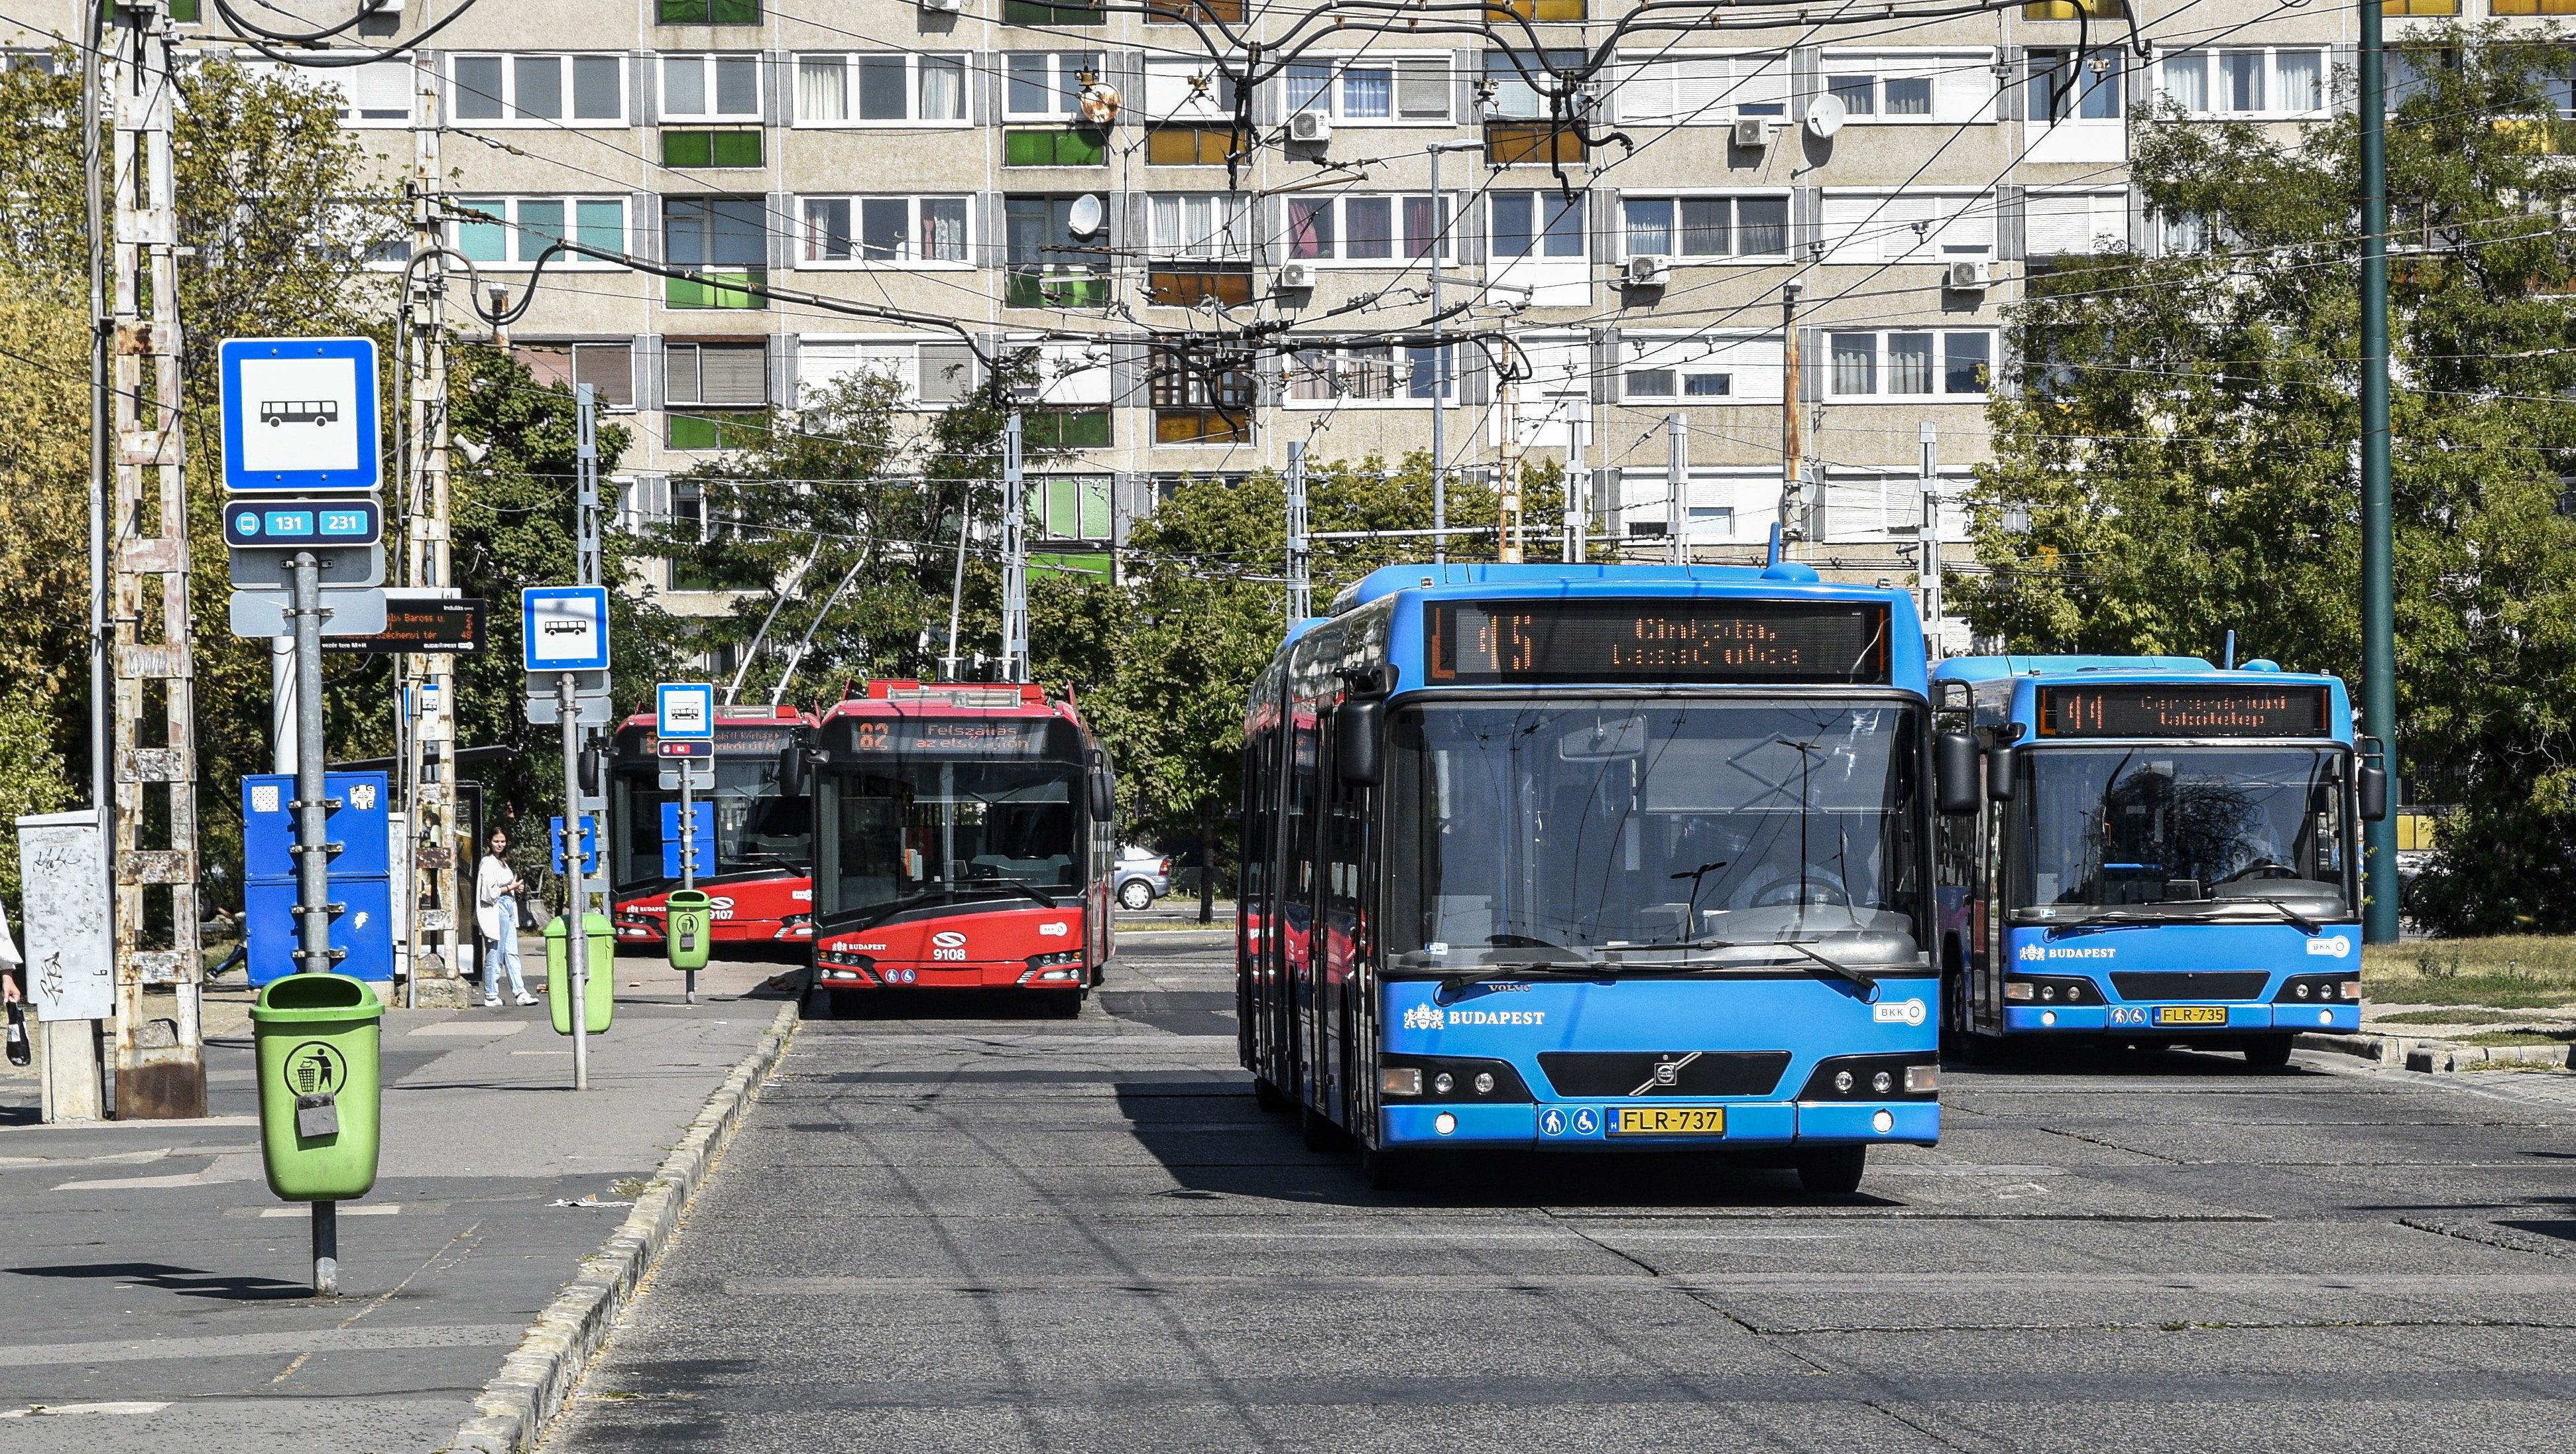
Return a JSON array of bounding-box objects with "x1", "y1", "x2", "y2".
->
[
  {"x1": 921, "y1": 56, "x2": 965, "y2": 119},
  {"x1": 800, "y1": 57, "x2": 847, "y2": 121},
  {"x1": 2162, "y1": 53, "x2": 2207, "y2": 112},
  {"x1": 2275, "y1": 50, "x2": 2322, "y2": 111}
]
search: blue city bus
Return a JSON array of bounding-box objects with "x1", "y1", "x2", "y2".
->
[
  {"x1": 1237, "y1": 561, "x2": 1965, "y2": 1194},
  {"x1": 1929, "y1": 655, "x2": 2390, "y2": 1066}
]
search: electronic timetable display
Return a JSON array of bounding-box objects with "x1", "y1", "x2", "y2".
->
[
  {"x1": 1424, "y1": 601, "x2": 1891, "y2": 686},
  {"x1": 833, "y1": 717, "x2": 1084, "y2": 760},
  {"x1": 2036, "y1": 684, "x2": 2331, "y2": 738}
]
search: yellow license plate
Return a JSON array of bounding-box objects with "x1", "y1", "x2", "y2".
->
[
  {"x1": 2155, "y1": 1005, "x2": 2229, "y2": 1026},
  {"x1": 1611, "y1": 1106, "x2": 1726, "y2": 1136}
]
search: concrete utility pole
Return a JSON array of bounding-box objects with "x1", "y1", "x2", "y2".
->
[
  {"x1": 1000, "y1": 412, "x2": 1029, "y2": 683},
  {"x1": 2359, "y1": 0, "x2": 2400, "y2": 943},
  {"x1": 402, "y1": 51, "x2": 461, "y2": 1004},
  {"x1": 1427, "y1": 139, "x2": 1482, "y2": 569},
  {"x1": 1664, "y1": 413, "x2": 1686, "y2": 566},
  {"x1": 1496, "y1": 337, "x2": 1524, "y2": 564},
  {"x1": 1285, "y1": 441, "x2": 1311, "y2": 621},
  {"x1": 1780, "y1": 281, "x2": 1805, "y2": 548},
  {"x1": 1919, "y1": 421, "x2": 1943, "y2": 657},
  {"x1": 1564, "y1": 398, "x2": 1588, "y2": 564},
  {"x1": 107, "y1": 1, "x2": 205, "y2": 1119}
]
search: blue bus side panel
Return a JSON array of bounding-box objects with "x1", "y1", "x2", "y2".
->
[{"x1": 2003, "y1": 922, "x2": 2362, "y2": 1034}]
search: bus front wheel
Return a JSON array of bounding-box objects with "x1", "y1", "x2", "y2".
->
[
  {"x1": 1794, "y1": 1145, "x2": 1867, "y2": 1196},
  {"x1": 1252, "y1": 1077, "x2": 1291, "y2": 1113},
  {"x1": 2243, "y1": 1034, "x2": 2294, "y2": 1069}
]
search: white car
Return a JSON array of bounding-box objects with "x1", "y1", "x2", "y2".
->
[{"x1": 1115, "y1": 846, "x2": 1170, "y2": 910}]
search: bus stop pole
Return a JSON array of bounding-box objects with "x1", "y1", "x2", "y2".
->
[
  {"x1": 681, "y1": 755, "x2": 696, "y2": 1006},
  {"x1": 559, "y1": 670, "x2": 589, "y2": 1091},
  {"x1": 292, "y1": 552, "x2": 339, "y2": 1296}
]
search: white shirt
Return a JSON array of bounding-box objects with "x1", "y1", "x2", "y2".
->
[{"x1": 476, "y1": 854, "x2": 520, "y2": 941}]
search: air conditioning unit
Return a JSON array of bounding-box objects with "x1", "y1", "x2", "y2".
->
[
  {"x1": 1945, "y1": 261, "x2": 1991, "y2": 292},
  {"x1": 1730, "y1": 118, "x2": 1767, "y2": 149},
  {"x1": 1625, "y1": 254, "x2": 1670, "y2": 288},
  {"x1": 1277, "y1": 261, "x2": 1318, "y2": 292},
  {"x1": 1287, "y1": 111, "x2": 1332, "y2": 144},
  {"x1": 920, "y1": 0, "x2": 963, "y2": 11}
]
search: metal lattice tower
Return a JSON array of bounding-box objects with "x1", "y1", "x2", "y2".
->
[{"x1": 107, "y1": 1, "x2": 204, "y2": 1117}]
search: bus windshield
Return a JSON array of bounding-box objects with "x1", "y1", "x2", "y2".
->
[
  {"x1": 611, "y1": 758, "x2": 812, "y2": 891},
  {"x1": 2011, "y1": 746, "x2": 2351, "y2": 920},
  {"x1": 817, "y1": 760, "x2": 1082, "y2": 924},
  {"x1": 1384, "y1": 699, "x2": 1923, "y2": 971}
]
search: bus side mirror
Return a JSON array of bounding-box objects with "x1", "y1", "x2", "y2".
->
[
  {"x1": 1088, "y1": 751, "x2": 1116, "y2": 822},
  {"x1": 1935, "y1": 731, "x2": 1981, "y2": 816},
  {"x1": 2357, "y1": 737, "x2": 2389, "y2": 821},
  {"x1": 1336, "y1": 699, "x2": 1383, "y2": 787},
  {"x1": 1987, "y1": 745, "x2": 2018, "y2": 802},
  {"x1": 779, "y1": 743, "x2": 808, "y2": 798},
  {"x1": 577, "y1": 747, "x2": 602, "y2": 796}
]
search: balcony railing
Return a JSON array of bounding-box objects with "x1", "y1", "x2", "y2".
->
[
  {"x1": 1148, "y1": 268, "x2": 1255, "y2": 308},
  {"x1": 666, "y1": 269, "x2": 766, "y2": 309},
  {"x1": 1146, "y1": 126, "x2": 1244, "y2": 166},
  {"x1": 1005, "y1": 271, "x2": 1112, "y2": 308},
  {"x1": 1004, "y1": 128, "x2": 1109, "y2": 167},
  {"x1": 1154, "y1": 407, "x2": 1252, "y2": 445},
  {"x1": 1484, "y1": 123, "x2": 1585, "y2": 166},
  {"x1": 662, "y1": 129, "x2": 764, "y2": 168},
  {"x1": 667, "y1": 411, "x2": 766, "y2": 451},
  {"x1": 658, "y1": 0, "x2": 759, "y2": 21},
  {"x1": 1484, "y1": 0, "x2": 1586, "y2": 19},
  {"x1": 1022, "y1": 409, "x2": 1114, "y2": 449}
]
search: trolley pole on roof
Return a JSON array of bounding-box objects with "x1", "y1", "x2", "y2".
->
[
  {"x1": 1285, "y1": 441, "x2": 1311, "y2": 622},
  {"x1": 1000, "y1": 411, "x2": 1029, "y2": 684},
  {"x1": 2359, "y1": 0, "x2": 2400, "y2": 943}
]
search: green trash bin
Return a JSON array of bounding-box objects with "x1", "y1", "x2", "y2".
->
[
  {"x1": 251, "y1": 973, "x2": 384, "y2": 1202},
  {"x1": 665, "y1": 889, "x2": 715, "y2": 972},
  {"x1": 545, "y1": 912, "x2": 616, "y2": 1036}
]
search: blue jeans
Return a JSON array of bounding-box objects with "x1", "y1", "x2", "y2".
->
[{"x1": 485, "y1": 904, "x2": 528, "y2": 1002}]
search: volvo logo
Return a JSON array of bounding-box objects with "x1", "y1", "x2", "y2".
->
[
  {"x1": 1631, "y1": 1052, "x2": 1700, "y2": 1097},
  {"x1": 931, "y1": 930, "x2": 968, "y2": 949}
]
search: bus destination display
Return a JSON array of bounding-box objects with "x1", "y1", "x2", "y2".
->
[
  {"x1": 2037, "y1": 685, "x2": 2330, "y2": 739},
  {"x1": 1425, "y1": 601, "x2": 1891, "y2": 686},
  {"x1": 846, "y1": 719, "x2": 1061, "y2": 758}
]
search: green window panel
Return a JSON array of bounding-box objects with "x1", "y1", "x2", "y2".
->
[
  {"x1": 1004, "y1": 273, "x2": 1110, "y2": 309},
  {"x1": 1023, "y1": 410, "x2": 1112, "y2": 450},
  {"x1": 1001, "y1": 0, "x2": 1104, "y2": 21},
  {"x1": 1004, "y1": 129, "x2": 1106, "y2": 166},
  {"x1": 666, "y1": 269, "x2": 766, "y2": 309},
  {"x1": 658, "y1": 0, "x2": 760, "y2": 21},
  {"x1": 1029, "y1": 550, "x2": 1112, "y2": 579},
  {"x1": 668, "y1": 412, "x2": 766, "y2": 450},
  {"x1": 663, "y1": 129, "x2": 764, "y2": 168}
]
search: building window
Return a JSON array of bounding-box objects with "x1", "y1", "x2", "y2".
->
[
  {"x1": 1004, "y1": 129, "x2": 1108, "y2": 166},
  {"x1": 657, "y1": 0, "x2": 760, "y2": 21},
  {"x1": 1827, "y1": 332, "x2": 1992, "y2": 398},
  {"x1": 1005, "y1": 51, "x2": 1105, "y2": 117},
  {"x1": 1492, "y1": 192, "x2": 1586, "y2": 260},
  {"x1": 451, "y1": 54, "x2": 624, "y2": 123},
  {"x1": 2026, "y1": 190, "x2": 2128, "y2": 256},
  {"x1": 1610, "y1": 51, "x2": 1788, "y2": 123},
  {"x1": 1149, "y1": 193, "x2": 1255, "y2": 259},
  {"x1": 2021, "y1": 0, "x2": 2125, "y2": 18},
  {"x1": 1285, "y1": 195, "x2": 1450, "y2": 262},
  {"x1": 1003, "y1": 0, "x2": 1106, "y2": 24},
  {"x1": 2028, "y1": 49, "x2": 2123, "y2": 121},
  {"x1": 801, "y1": 339, "x2": 981, "y2": 405},
  {"x1": 663, "y1": 130, "x2": 764, "y2": 167},
  {"x1": 1151, "y1": 349, "x2": 1256, "y2": 444},
  {"x1": 1822, "y1": 192, "x2": 1992, "y2": 261},
  {"x1": 662, "y1": 53, "x2": 762, "y2": 119},
  {"x1": 1145, "y1": 0, "x2": 1245, "y2": 21},
  {"x1": 800, "y1": 196, "x2": 970, "y2": 264},
  {"x1": 1484, "y1": 48, "x2": 1587, "y2": 119},
  {"x1": 794, "y1": 53, "x2": 967, "y2": 123},
  {"x1": 1285, "y1": 55, "x2": 1450, "y2": 121},
  {"x1": 1034, "y1": 476, "x2": 1114, "y2": 539},
  {"x1": 1005, "y1": 196, "x2": 1112, "y2": 308},
  {"x1": 1143, "y1": 58, "x2": 1243, "y2": 123},
  {"x1": 1621, "y1": 195, "x2": 1788, "y2": 259},
  {"x1": 572, "y1": 342, "x2": 634, "y2": 408},
  {"x1": 1286, "y1": 343, "x2": 1452, "y2": 403},
  {"x1": 297, "y1": 60, "x2": 413, "y2": 127},
  {"x1": 1146, "y1": 126, "x2": 1244, "y2": 165},
  {"x1": 1625, "y1": 363, "x2": 1732, "y2": 400},
  {"x1": 453, "y1": 196, "x2": 627, "y2": 265},
  {"x1": 664, "y1": 197, "x2": 768, "y2": 307},
  {"x1": 668, "y1": 341, "x2": 769, "y2": 408},
  {"x1": 1687, "y1": 505, "x2": 1735, "y2": 539},
  {"x1": 2158, "y1": 48, "x2": 2324, "y2": 116},
  {"x1": 1819, "y1": 51, "x2": 1990, "y2": 122}
]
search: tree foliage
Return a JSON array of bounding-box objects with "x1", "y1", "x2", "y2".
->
[{"x1": 1963, "y1": 25, "x2": 2576, "y2": 933}]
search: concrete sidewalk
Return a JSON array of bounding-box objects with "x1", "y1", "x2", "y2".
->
[{"x1": 0, "y1": 947, "x2": 795, "y2": 1453}]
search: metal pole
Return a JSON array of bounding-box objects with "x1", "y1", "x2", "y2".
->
[
  {"x1": 1665, "y1": 413, "x2": 1686, "y2": 566},
  {"x1": 1429, "y1": 147, "x2": 1448, "y2": 568},
  {"x1": 84, "y1": 0, "x2": 109, "y2": 994},
  {"x1": 272, "y1": 638, "x2": 297, "y2": 774},
  {"x1": 2359, "y1": 0, "x2": 2399, "y2": 944},
  {"x1": 679, "y1": 757, "x2": 696, "y2": 1007},
  {"x1": 1285, "y1": 441, "x2": 1311, "y2": 621},
  {"x1": 1000, "y1": 412, "x2": 1028, "y2": 684},
  {"x1": 941, "y1": 485, "x2": 970, "y2": 682},
  {"x1": 1781, "y1": 281, "x2": 1804, "y2": 544},
  {"x1": 1564, "y1": 399, "x2": 1587, "y2": 564},
  {"x1": 1497, "y1": 337, "x2": 1523, "y2": 565},
  {"x1": 559, "y1": 672, "x2": 588, "y2": 1091},
  {"x1": 292, "y1": 552, "x2": 337, "y2": 1296},
  {"x1": 1920, "y1": 422, "x2": 1942, "y2": 656}
]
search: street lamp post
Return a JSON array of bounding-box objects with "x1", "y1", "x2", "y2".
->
[{"x1": 2360, "y1": 0, "x2": 2399, "y2": 942}]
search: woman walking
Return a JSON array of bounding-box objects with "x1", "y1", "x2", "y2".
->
[{"x1": 477, "y1": 827, "x2": 536, "y2": 1008}]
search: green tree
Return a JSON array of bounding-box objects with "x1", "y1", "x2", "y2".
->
[{"x1": 1961, "y1": 25, "x2": 2576, "y2": 934}]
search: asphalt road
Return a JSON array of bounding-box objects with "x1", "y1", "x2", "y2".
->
[{"x1": 544, "y1": 934, "x2": 2576, "y2": 1453}]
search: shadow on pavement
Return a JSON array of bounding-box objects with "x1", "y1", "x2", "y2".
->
[{"x1": 11, "y1": 1261, "x2": 313, "y2": 1302}]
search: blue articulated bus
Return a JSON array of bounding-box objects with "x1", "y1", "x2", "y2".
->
[
  {"x1": 1237, "y1": 561, "x2": 1963, "y2": 1195},
  {"x1": 1928, "y1": 655, "x2": 2390, "y2": 1066}
]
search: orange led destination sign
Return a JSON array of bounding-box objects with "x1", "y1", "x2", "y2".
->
[
  {"x1": 1425, "y1": 601, "x2": 1891, "y2": 686},
  {"x1": 2036, "y1": 685, "x2": 2331, "y2": 739}
]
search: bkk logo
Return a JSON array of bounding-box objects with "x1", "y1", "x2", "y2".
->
[
  {"x1": 1871, "y1": 998, "x2": 1929, "y2": 1026},
  {"x1": 2306, "y1": 934, "x2": 2353, "y2": 958}
]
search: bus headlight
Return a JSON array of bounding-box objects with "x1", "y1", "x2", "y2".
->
[
  {"x1": 1377, "y1": 1055, "x2": 1531, "y2": 1103},
  {"x1": 1380, "y1": 1067, "x2": 1423, "y2": 1097}
]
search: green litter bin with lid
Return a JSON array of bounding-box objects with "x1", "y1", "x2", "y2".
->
[
  {"x1": 665, "y1": 889, "x2": 715, "y2": 971},
  {"x1": 251, "y1": 973, "x2": 384, "y2": 1202},
  {"x1": 545, "y1": 912, "x2": 616, "y2": 1035}
]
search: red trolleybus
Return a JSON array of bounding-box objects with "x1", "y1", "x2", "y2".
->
[
  {"x1": 608, "y1": 703, "x2": 818, "y2": 952},
  {"x1": 805, "y1": 681, "x2": 1117, "y2": 1014}
]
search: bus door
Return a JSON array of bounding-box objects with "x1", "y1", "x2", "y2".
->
[
  {"x1": 1284, "y1": 708, "x2": 1321, "y2": 1106},
  {"x1": 1316, "y1": 706, "x2": 1370, "y2": 1128}
]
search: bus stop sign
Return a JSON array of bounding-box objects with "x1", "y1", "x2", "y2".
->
[{"x1": 218, "y1": 337, "x2": 382, "y2": 495}]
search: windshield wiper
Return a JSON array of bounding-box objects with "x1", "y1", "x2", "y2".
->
[
  {"x1": 966, "y1": 878, "x2": 1059, "y2": 910},
  {"x1": 1484, "y1": 933, "x2": 1598, "y2": 965},
  {"x1": 2237, "y1": 898, "x2": 2325, "y2": 934},
  {"x1": 1617, "y1": 936, "x2": 1883, "y2": 996},
  {"x1": 1437, "y1": 963, "x2": 1611, "y2": 993},
  {"x1": 1780, "y1": 940, "x2": 1881, "y2": 997}
]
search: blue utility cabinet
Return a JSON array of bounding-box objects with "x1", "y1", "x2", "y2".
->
[{"x1": 242, "y1": 771, "x2": 394, "y2": 990}]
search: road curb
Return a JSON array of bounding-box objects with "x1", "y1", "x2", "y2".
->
[
  {"x1": 2296, "y1": 1030, "x2": 2574, "y2": 1073},
  {"x1": 443, "y1": 1002, "x2": 796, "y2": 1454}
]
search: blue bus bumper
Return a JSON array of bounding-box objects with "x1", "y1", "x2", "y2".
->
[
  {"x1": 2001, "y1": 1002, "x2": 2361, "y2": 1034},
  {"x1": 1381, "y1": 1099, "x2": 1938, "y2": 1149}
]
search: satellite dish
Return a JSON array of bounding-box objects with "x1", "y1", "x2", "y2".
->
[
  {"x1": 1803, "y1": 92, "x2": 1846, "y2": 139},
  {"x1": 1067, "y1": 194, "x2": 1106, "y2": 237},
  {"x1": 1079, "y1": 83, "x2": 1122, "y2": 126}
]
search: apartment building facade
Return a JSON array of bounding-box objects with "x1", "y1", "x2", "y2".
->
[{"x1": 5, "y1": 0, "x2": 2416, "y2": 640}]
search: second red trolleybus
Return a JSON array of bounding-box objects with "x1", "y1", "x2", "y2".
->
[
  {"x1": 608, "y1": 703, "x2": 818, "y2": 952},
  {"x1": 804, "y1": 681, "x2": 1118, "y2": 1014}
]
